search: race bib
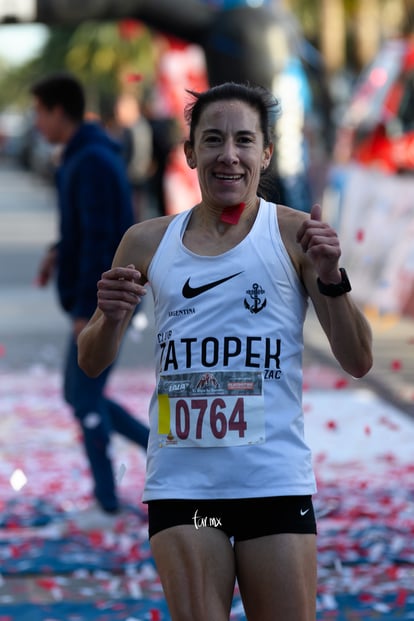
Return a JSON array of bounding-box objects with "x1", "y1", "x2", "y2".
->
[{"x1": 157, "y1": 371, "x2": 265, "y2": 447}]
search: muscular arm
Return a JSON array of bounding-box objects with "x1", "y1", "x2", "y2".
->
[
  {"x1": 77, "y1": 216, "x2": 172, "y2": 377},
  {"x1": 302, "y1": 266, "x2": 373, "y2": 378},
  {"x1": 281, "y1": 204, "x2": 373, "y2": 378}
]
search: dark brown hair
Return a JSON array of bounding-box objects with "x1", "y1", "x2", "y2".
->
[
  {"x1": 31, "y1": 72, "x2": 85, "y2": 123},
  {"x1": 184, "y1": 81, "x2": 281, "y2": 147}
]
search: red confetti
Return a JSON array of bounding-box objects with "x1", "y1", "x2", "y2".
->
[
  {"x1": 390, "y1": 359, "x2": 402, "y2": 371},
  {"x1": 150, "y1": 610, "x2": 161, "y2": 621},
  {"x1": 396, "y1": 588, "x2": 408, "y2": 607},
  {"x1": 379, "y1": 452, "x2": 397, "y2": 463},
  {"x1": 0, "y1": 344, "x2": 6, "y2": 357},
  {"x1": 355, "y1": 228, "x2": 365, "y2": 242},
  {"x1": 364, "y1": 426, "x2": 371, "y2": 435},
  {"x1": 334, "y1": 378, "x2": 348, "y2": 389},
  {"x1": 37, "y1": 577, "x2": 57, "y2": 590},
  {"x1": 88, "y1": 531, "x2": 105, "y2": 546},
  {"x1": 379, "y1": 416, "x2": 400, "y2": 431},
  {"x1": 326, "y1": 420, "x2": 338, "y2": 430},
  {"x1": 387, "y1": 566, "x2": 399, "y2": 580}
]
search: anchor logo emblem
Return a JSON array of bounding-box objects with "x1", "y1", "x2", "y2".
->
[{"x1": 244, "y1": 283, "x2": 267, "y2": 314}]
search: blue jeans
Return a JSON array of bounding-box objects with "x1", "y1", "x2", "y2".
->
[{"x1": 63, "y1": 334, "x2": 149, "y2": 512}]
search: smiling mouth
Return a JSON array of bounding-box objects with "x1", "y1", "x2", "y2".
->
[{"x1": 213, "y1": 173, "x2": 243, "y2": 181}]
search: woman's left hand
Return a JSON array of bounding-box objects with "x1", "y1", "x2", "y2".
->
[{"x1": 296, "y1": 203, "x2": 342, "y2": 283}]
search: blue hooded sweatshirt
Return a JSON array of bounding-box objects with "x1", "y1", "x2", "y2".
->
[{"x1": 55, "y1": 122, "x2": 134, "y2": 319}]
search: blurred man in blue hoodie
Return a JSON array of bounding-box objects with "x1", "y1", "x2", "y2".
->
[{"x1": 31, "y1": 73, "x2": 149, "y2": 529}]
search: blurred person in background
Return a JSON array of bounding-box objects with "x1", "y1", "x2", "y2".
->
[
  {"x1": 114, "y1": 92, "x2": 155, "y2": 222},
  {"x1": 141, "y1": 87, "x2": 182, "y2": 217},
  {"x1": 31, "y1": 72, "x2": 149, "y2": 529}
]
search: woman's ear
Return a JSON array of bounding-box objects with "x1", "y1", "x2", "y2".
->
[
  {"x1": 262, "y1": 143, "x2": 274, "y2": 170},
  {"x1": 184, "y1": 140, "x2": 196, "y2": 169}
]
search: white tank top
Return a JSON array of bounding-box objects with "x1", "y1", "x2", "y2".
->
[{"x1": 143, "y1": 198, "x2": 316, "y2": 501}]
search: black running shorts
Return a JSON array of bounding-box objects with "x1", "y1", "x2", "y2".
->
[{"x1": 147, "y1": 495, "x2": 317, "y2": 540}]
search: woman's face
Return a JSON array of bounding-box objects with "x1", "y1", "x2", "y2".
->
[{"x1": 186, "y1": 99, "x2": 272, "y2": 210}]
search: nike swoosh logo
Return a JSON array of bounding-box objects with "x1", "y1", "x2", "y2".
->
[
  {"x1": 300, "y1": 508, "x2": 310, "y2": 516},
  {"x1": 182, "y1": 271, "x2": 243, "y2": 299}
]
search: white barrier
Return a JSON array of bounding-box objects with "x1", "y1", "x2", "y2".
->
[{"x1": 326, "y1": 164, "x2": 414, "y2": 316}]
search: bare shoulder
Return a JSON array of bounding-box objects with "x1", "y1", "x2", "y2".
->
[
  {"x1": 276, "y1": 203, "x2": 309, "y2": 270},
  {"x1": 276, "y1": 203, "x2": 308, "y2": 233},
  {"x1": 113, "y1": 214, "x2": 176, "y2": 281}
]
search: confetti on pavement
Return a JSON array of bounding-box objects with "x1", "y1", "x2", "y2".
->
[{"x1": 1, "y1": 364, "x2": 414, "y2": 619}]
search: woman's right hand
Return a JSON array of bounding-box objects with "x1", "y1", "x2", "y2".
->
[{"x1": 97, "y1": 264, "x2": 147, "y2": 322}]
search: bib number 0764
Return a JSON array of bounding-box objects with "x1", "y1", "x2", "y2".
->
[{"x1": 175, "y1": 397, "x2": 246, "y2": 440}]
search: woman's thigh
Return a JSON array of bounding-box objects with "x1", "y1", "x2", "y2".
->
[
  {"x1": 150, "y1": 524, "x2": 236, "y2": 621},
  {"x1": 235, "y1": 533, "x2": 317, "y2": 621}
]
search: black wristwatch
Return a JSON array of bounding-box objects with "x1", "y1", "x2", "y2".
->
[{"x1": 317, "y1": 268, "x2": 352, "y2": 297}]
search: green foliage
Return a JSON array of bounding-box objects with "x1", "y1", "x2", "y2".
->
[
  {"x1": 0, "y1": 21, "x2": 156, "y2": 115},
  {"x1": 0, "y1": 61, "x2": 40, "y2": 111}
]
